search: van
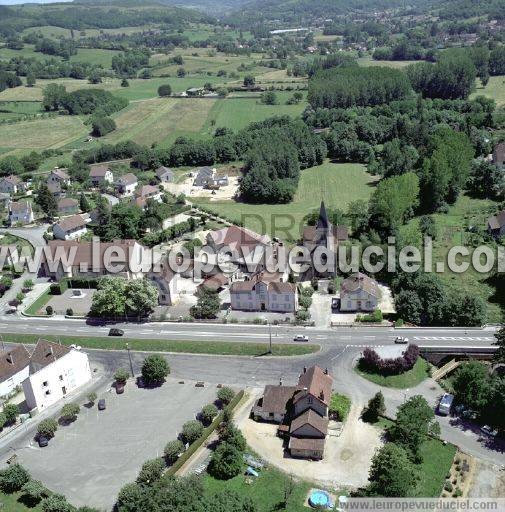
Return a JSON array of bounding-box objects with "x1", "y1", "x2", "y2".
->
[{"x1": 438, "y1": 393, "x2": 454, "y2": 416}]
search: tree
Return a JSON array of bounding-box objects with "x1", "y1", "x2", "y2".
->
[
  {"x1": 60, "y1": 402, "x2": 80, "y2": 423},
  {"x1": 219, "y1": 423, "x2": 246, "y2": 452},
  {"x1": 116, "y1": 483, "x2": 148, "y2": 512},
  {"x1": 41, "y1": 493, "x2": 74, "y2": 512},
  {"x1": 0, "y1": 464, "x2": 30, "y2": 493},
  {"x1": 469, "y1": 160, "x2": 505, "y2": 200},
  {"x1": 182, "y1": 420, "x2": 204, "y2": 444},
  {"x1": 136, "y1": 458, "x2": 165, "y2": 485},
  {"x1": 90, "y1": 277, "x2": 127, "y2": 318},
  {"x1": 243, "y1": 75, "x2": 255, "y2": 88},
  {"x1": 363, "y1": 391, "x2": 385, "y2": 423},
  {"x1": 494, "y1": 327, "x2": 505, "y2": 364},
  {"x1": 0, "y1": 156, "x2": 23, "y2": 176},
  {"x1": 158, "y1": 84, "x2": 172, "y2": 97},
  {"x1": 91, "y1": 116, "x2": 116, "y2": 137},
  {"x1": 121, "y1": 78, "x2": 130, "y2": 88},
  {"x1": 114, "y1": 368, "x2": 129, "y2": 384},
  {"x1": 190, "y1": 289, "x2": 221, "y2": 319},
  {"x1": 21, "y1": 479, "x2": 47, "y2": 504},
  {"x1": 217, "y1": 386, "x2": 235, "y2": 405},
  {"x1": 177, "y1": 67, "x2": 186, "y2": 77},
  {"x1": 260, "y1": 91, "x2": 277, "y2": 105},
  {"x1": 452, "y1": 361, "x2": 491, "y2": 413},
  {"x1": 36, "y1": 184, "x2": 58, "y2": 218},
  {"x1": 201, "y1": 403, "x2": 218, "y2": 425},
  {"x1": 208, "y1": 442, "x2": 243, "y2": 480},
  {"x1": 87, "y1": 392, "x2": 97, "y2": 404},
  {"x1": 3, "y1": 403, "x2": 19, "y2": 425},
  {"x1": 164, "y1": 439, "x2": 185, "y2": 464},
  {"x1": 394, "y1": 290, "x2": 422, "y2": 326},
  {"x1": 23, "y1": 279, "x2": 34, "y2": 290},
  {"x1": 79, "y1": 193, "x2": 91, "y2": 212},
  {"x1": 124, "y1": 279, "x2": 158, "y2": 318},
  {"x1": 369, "y1": 443, "x2": 419, "y2": 497},
  {"x1": 37, "y1": 418, "x2": 58, "y2": 439},
  {"x1": 42, "y1": 83, "x2": 67, "y2": 111},
  {"x1": 26, "y1": 74, "x2": 36, "y2": 87},
  {"x1": 387, "y1": 395, "x2": 440, "y2": 461},
  {"x1": 141, "y1": 354, "x2": 170, "y2": 386}
]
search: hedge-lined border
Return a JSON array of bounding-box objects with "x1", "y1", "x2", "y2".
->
[{"x1": 165, "y1": 389, "x2": 245, "y2": 477}]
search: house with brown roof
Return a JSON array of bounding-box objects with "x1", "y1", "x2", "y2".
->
[
  {"x1": 116, "y1": 173, "x2": 138, "y2": 197},
  {"x1": 47, "y1": 168, "x2": 71, "y2": 187},
  {"x1": 8, "y1": 200, "x2": 33, "y2": 226},
  {"x1": 0, "y1": 175, "x2": 25, "y2": 195},
  {"x1": 488, "y1": 210, "x2": 505, "y2": 238},
  {"x1": 47, "y1": 181, "x2": 63, "y2": 197},
  {"x1": 0, "y1": 345, "x2": 31, "y2": 398},
  {"x1": 135, "y1": 184, "x2": 162, "y2": 203},
  {"x1": 340, "y1": 272, "x2": 380, "y2": 312},
  {"x1": 492, "y1": 142, "x2": 505, "y2": 167},
  {"x1": 57, "y1": 197, "x2": 79, "y2": 216},
  {"x1": 253, "y1": 365, "x2": 333, "y2": 460},
  {"x1": 53, "y1": 213, "x2": 90, "y2": 240},
  {"x1": 22, "y1": 339, "x2": 91, "y2": 412},
  {"x1": 89, "y1": 165, "x2": 114, "y2": 187}
]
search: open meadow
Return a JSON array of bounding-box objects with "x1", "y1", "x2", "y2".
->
[{"x1": 471, "y1": 75, "x2": 505, "y2": 106}]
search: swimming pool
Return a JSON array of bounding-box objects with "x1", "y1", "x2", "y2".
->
[{"x1": 309, "y1": 489, "x2": 332, "y2": 509}]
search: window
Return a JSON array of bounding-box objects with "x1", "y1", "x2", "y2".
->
[
  {"x1": 59, "y1": 375, "x2": 63, "y2": 381},
  {"x1": 42, "y1": 381, "x2": 48, "y2": 387},
  {"x1": 45, "y1": 390, "x2": 51, "y2": 395}
]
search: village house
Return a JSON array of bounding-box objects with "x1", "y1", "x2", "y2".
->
[
  {"x1": 135, "y1": 184, "x2": 162, "y2": 203},
  {"x1": 0, "y1": 175, "x2": 25, "y2": 195},
  {"x1": 57, "y1": 197, "x2": 79, "y2": 216},
  {"x1": 488, "y1": 210, "x2": 505, "y2": 238},
  {"x1": 47, "y1": 169, "x2": 71, "y2": 188},
  {"x1": 193, "y1": 166, "x2": 215, "y2": 187},
  {"x1": 47, "y1": 181, "x2": 63, "y2": 197},
  {"x1": 207, "y1": 174, "x2": 229, "y2": 190},
  {"x1": 492, "y1": 142, "x2": 505, "y2": 167},
  {"x1": 8, "y1": 200, "x2": 33, "y2": 226},
  {"x1": 230, "y1": 271, "x2": 297, "y2": 313},
  {"x1": 53, "y1": 213, "x2": 90, "y2": 241},
  {"x1": 148, "y1": 261, "x2": 178, "y2": 305},
  {"x1": 339, "y1": 272, "x2": 380, "y2": 312},
  {"x1": 155, "y1": 166, "x2": 174, "y2": 183},
  {"x1": 22, "y1": 339, "x2": 92, "y2": 413},
  {"x1": 89, "y1": 165, "x2": 114, "y2": 187},
  {"x1": 301, "y1": 201, "x2": 348, "y2": 279},
  {"x1": 253, "y1": 366, "x2": 333, "y2": 460},
  {"x1": 116, "y1": 173, "x2": 138, "y2": 197},
  {"x1": 0, "y1": 345, "x2": 31, "y2": 398}
]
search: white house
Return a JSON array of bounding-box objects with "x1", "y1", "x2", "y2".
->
[
  {"x1": 47, "y1": 169, "x2": 71, "y2": 188},
  {"x1": 53, "y1": 213, "x2": 90, "y2": 240},
  {"x1": 0, "y1": 175, "x2": 25, "y2": 195},
  {"x1": 22, "y1": 339, "x2": 92, "y2": 412},
  {"x1": 339, "y1": 272, "x2": 380, "y2": 312},
  {"x1": 89, "y1": 165, "x2": 114, "y2": 187},
  {"x1": 0, "y1": 345, "x2": 31, "y2": 398},
  {"x1": 116, "y1": 173, "x2": 138, "y2": 197},
  {"x1": 8, "y1": 200, "x2": 33, "y2": 225}
]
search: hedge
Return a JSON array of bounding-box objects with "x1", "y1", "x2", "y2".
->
[
  {"x1": 360, "y1": 344, "x2": 420, "y2": 376},
  {"x1": 50, "y1": 278, "x2": 99, "y2": 295},
  {"x1": 165, "y1": 389, "x2": 244, "y2": 477}
]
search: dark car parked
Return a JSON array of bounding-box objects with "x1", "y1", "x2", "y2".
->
[
  {"x1": 108, "y1": 328, "x2": 124, "y2": 337},
  {"x1": 98, "y1": 399, "x2": 106, "y2": 410},
  {"x1": 38, "y1": 436, "x2": 49, "y2": 447}
]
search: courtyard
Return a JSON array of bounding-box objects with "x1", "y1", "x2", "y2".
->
[{"x1": 16, "y1": 378, "x2": 218, "y2": 509}]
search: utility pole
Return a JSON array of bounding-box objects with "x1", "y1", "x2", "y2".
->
[
  {"x1": 269, "y1": 323, "x2": 272, "y2": 354},
  {"x1": 126, "y1": 343, "x2": 134, "y2": 377}
]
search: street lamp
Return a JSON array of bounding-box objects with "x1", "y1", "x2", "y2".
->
[
  {"x1": 126, "y1": 343, "x2": 134, "y2": 377},
  {"x1": 268, "y1": 323, "x2": 272, "y2": 354}
]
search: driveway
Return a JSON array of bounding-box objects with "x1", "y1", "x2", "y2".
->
[{"x1": 16, "y1": 378, "x2": 218, "y2": 510}]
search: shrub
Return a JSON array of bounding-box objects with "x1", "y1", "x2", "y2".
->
[
  {"x1": 0, "y1": 412, "x2": 6, "y2": 429},
  {"x1": 164, "y1": 439, "x2": 185, "y2": 464},
  {"x1": 219, "y1": 423, "x2": 246, "y2": 452},
  {"x1": 181, "y1": 420, "x2": 204, "y2": 444},
  {"x1": 0, "y1": 464, "x2": 30, "y2": 493},
  {"x1": 136, "y1": 458, "x2": 165, "y2": 485},
  {"x1": 41, "y1": 493, "x2": 73, "y2": 512},
  {"x1": 66, "y1": 308, "x2": 73, "y2": 316},
  {"x1": 87, "y1": 392, "x2": 97, "y2": 404},
  {"x1": 141, "y1": 354, "x2": 170, "y2": 385},
  {"x1": 295, "y1": 309, "x2": 311, "y2": 322},
  {"x1": 329, "y1": 393, "x2": 351, "y2": 421},
  {"x1": 360, "y1": 344, "x2": 420, "y2": 376},
  {"x1": 3, "y1": 403, "x2": 19, "y2": 425},
  {"x1": 158, "y1": 84, "x2": 172, "y2": 97},
  {"x1": 60, "y1": 402, "x2": 80, "y2": 423},
  {"x1": 21, "y1": 479, "x2": 47, "y2": 504},
  {"x1": 91, "y1": 116, "x2": 116, "y2": 137},
  {"x1": 45, "y1": 305, "x2": 53, "y2": 315},
  {"x1": 208, "y1": 442, "x2": 243, "y2": 480},
  {"x1": 114, "y1": 368, "x2": 129, "y2": 384},
  {"x1": 444, "y1": 481, "x2": 453, "y2": 492},
  {"x1": 201, "y1": 404, "x2": 218, "y2": 425},
  {"x1": 37, "y1": 418, "x2": 58, "y2": 439},
  {"x1": 217, "y1": 387, "x2": 235, "y2": 405}
]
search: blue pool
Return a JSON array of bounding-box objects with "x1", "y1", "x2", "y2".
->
[{"x1": 309, "y1": 490, "x2": 332, "y2": 509}]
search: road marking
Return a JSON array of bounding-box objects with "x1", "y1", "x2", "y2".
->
[{"x1": 413, "y1": 336, "x2": 494, "y2": 341}]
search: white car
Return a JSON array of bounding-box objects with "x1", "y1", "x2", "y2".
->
[
  {"x1": 293, "y1": 335, "x2": 309, "y2": 342},
  {"x1": 480, "y1": 425, "x2": 498, "y2": 438},
  {"x1": 394, "y1": 336, "x2": 409, "y2": 344}
]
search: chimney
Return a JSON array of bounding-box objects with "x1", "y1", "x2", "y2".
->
[
  {"x1": 319, "y1": 391, "x2": 325, "y2": 400},
  {"x1": 324, "y1": 368, "x2": 328, "y2": 375},
  {"x1": 303, "y1": 366, "x2": 307, "y2": 374},
  {"x1": 6, "y1": 353, "x2": 13, "y2": 365},
  {"x1": 279, "y1": 377, "x2": 283, "y2": 386}
]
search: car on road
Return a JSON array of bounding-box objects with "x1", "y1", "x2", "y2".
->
[
  {"x1": 437, "y1": 393, "x2": 454, "y2": 416},
  {"x1": 394, "y1": 336, "x2": 409, "y2": 344},
  {"x1": 108, "y1": 328, "x2": 124, "y2": 337},
  {"x1": 293, "y1": 334, "x2": 309, "y2": 342},
  {"x1": 98, "y1": 399, "x2": 106, "y2": 410},
  {"x1": 38, "y1": 436, "x2": 49, "y2": 448},
  {"x1": 331, "y1": 298, "x2": 339, "y2": 310},
  {"x1": 480, "y1": 425, "x2": 498, "y2": 437}
]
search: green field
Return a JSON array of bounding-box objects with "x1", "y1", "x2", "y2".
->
[
  {"x1": 69, "y1": 48, "x2": 121, "y2": 67},
  {"x1": 0, "y1": 491, "x2": 43, "y2": 512},
  {"x1": 194, "y1": 161, "x2": 378, "y2": 239},
  {"x1": 204, "y1": 466, "x2": 312, "y2": 512},
  {"x1": 356, "y1": 358, "x2": 431, "y2": 389},
  {"x1": 357, "y1": 56, "x2": 419, "y2": 69},
  {"x1": 0, "y1": 101, "x2": 42, "y2": 121},
  {"x1": 1, "y1": 334, "x2": 320, "y2": 357},
  {"x1": 471, "y1": 75, "x2": 505, "y2": 106}
]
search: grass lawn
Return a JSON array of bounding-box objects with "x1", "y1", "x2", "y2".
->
[
  {"x1": 356, "y1": 357, "x2": 431, "y2": 389},
  {"x1": 194, "y1": 160, "x2": 377, "y2": 240},
  {"x1": 0, "y1": 101, "x2": 42, "y2": 121},
  {"x1": 203, "y1": 466, "x2": 312, "y2": 512},
  {"x1": 1, "y1": 333, "x2": 320, "y2": 357},
  {"x1": 415, "y1": 439, "x2": 456, "y2": 497},
  {"x1": 357, "y1": 56, "x2": 419, "y2": 69},
  {"x1": 24, "y1": 288, "x2": 52, "y2": 316},
  {"x1": 0, "y1": 491, "x2": 43, "y2": 512},
  {"x1": 471, "y1": 75, "x2": 505, "y2": 106}
]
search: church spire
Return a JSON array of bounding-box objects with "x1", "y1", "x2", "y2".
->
[{"x1": 316, "y1": 200, "x2": 330, "y2": 230}]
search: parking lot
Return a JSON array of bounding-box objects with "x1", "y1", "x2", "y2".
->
[{"x1": 17, "y1": 378, "x2": 218, "y2": 510}]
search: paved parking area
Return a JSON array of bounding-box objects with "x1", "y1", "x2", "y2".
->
[
  {"x1": 45, "y1": 288, "x2": 95, "y2": 315},
  {"x1": 17, "y1": 378, "x2": 217, "y2": 510}
]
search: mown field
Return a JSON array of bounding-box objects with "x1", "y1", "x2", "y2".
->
[
  {"x1": 357, "y1": 55, "x2": 419, "y2": 69},
  {"x1": 471, "y1": 75, "x2": 505, "y2": 106},
  {"x1": 194, "y1": 161, "x2": 378, "y2": 239}
]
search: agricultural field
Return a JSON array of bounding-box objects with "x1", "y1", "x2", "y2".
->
[
  {"x1": 69, "y1": 48, "x2": 121, "y2": 68},
  {"x1": 357, "y1": 55, "x2": 419, "y2": 69},
  {"x1": 0, "y1": 44, "x2": 49, "y2": 62},
  {"x1": 194, "y1": 161, "x2": 378, "y2": 239},
  {"x1": 471, "y1": 75, "x2": 505, "y2": 106},
  {"x1": 0, "y1": 101, "x2": 42, "y2": 121}
]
